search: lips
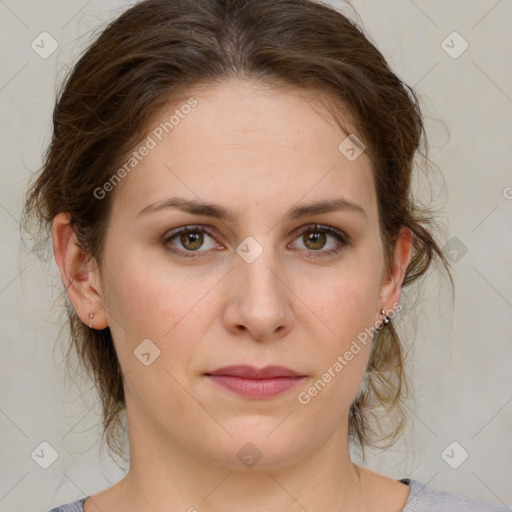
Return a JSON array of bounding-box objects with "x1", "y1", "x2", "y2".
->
[
  {"x1": 204, "y1": 364, "x2": 305, "y2": 379},
  {"x1": 204, "y1": 365, "x2": 306, "y2": 398}
]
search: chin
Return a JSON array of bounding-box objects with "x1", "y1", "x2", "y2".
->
[{"x1": 202, "y1": 420, "x2": 308, "y2": 471}]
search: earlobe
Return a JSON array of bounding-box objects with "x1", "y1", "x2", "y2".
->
[{"x1": 52, "y1": 212, "x2": 109, "y2": 330}]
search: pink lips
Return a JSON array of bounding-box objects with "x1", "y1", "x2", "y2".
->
[{"x1": 204, "y1": 365, "x2": 306, "y2": 398}]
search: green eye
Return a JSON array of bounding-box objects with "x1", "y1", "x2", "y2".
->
[{"x1": 163, "y1": 224, "x2": 349, "y2": 259}]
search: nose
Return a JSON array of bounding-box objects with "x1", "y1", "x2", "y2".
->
[{"x1": 222, "y1": 244, "x2": 293, "y2": 341}]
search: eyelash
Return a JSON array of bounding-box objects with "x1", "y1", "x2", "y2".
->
[{"x1": 162, "y1": 224, "x2": 350, "y2": 259}]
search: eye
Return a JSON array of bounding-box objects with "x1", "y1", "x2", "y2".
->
[
  {"x1": 163, "y1": 225, "x2": 220, "y2": 259},
  {"x1": 163, "y1": 224, "x2": 349, "y2": 259},
  {"x1": 289, "y1": 224, "x2": 349, "y2": 257}
]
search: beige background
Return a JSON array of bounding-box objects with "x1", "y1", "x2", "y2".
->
[{"x1": 0, "y1": 0, "x2": 511, "y2": 510}]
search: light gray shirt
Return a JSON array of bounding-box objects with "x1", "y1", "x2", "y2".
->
[{"x1": 48, "y1": 478, "x2": 510, "y2": 511}]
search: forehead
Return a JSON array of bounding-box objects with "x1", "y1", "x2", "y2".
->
[{"x1": 112, "y1": 79, "x2": 378, "y2": 223}]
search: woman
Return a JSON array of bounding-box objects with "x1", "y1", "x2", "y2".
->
[{"x1": 22, "y1": 0, "x2": 508, "y2": 510}]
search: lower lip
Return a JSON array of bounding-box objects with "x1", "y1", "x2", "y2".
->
[{"x1": 205, "y1": 375, "x2": 305, "y2": 398}]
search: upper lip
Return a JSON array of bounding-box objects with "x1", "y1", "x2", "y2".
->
[{"x1": 205, "y1": 365, "x2": 305, "y2": 379}]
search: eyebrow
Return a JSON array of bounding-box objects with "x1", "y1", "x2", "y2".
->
[{"x1": 136, "y1": 196, "x2": 367, "y2": 221}]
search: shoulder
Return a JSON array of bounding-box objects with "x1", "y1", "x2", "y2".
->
[
  {"x1": 403, "y1": 479, "x2": 510, "y2": 511},
  {"x1": 48, "y1": 496, "x2": 88, "y2": 512}
]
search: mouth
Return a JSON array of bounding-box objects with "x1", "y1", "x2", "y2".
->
[{"x1": 204, "y1": 365, "x2": 306, "y2": 399}]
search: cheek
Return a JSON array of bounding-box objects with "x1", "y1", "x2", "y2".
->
[
  {"x1": 300, "y1": 272, "x2": 380, "y2": 394},
  {"x1": 102, "y1": 257, "x2": 206, "y2": 407},
  {"x1": 102, "y1": 250, "x2": 195, "y2": 336},
  {"x1": 308, "y1": 273, "x2": 381, "y2": 342},
  {"x1": 102, "y1": 252, "x2": 224, "y2": 368}
]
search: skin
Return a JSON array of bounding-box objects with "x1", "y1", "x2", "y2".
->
[{"x1": 53, "y1": 78, "x2": 413, "y2": 512}]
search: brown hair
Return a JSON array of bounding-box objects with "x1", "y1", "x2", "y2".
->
[{"x1": 22, "y1": 0, "x2": 454, "y2": 462}]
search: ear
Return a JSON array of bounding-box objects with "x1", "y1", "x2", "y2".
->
[
  {"x1": 52, "y1": 212, "x2": 109, "y2": 330},
  {"x1": 376, "y1": 226, "x2": 413, "y2": 321}
]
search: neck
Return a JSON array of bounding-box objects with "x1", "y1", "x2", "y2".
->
[{"x1": 114, "y1": 408, "x2": 366, "y2": 512}]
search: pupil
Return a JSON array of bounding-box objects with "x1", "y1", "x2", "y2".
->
[
  {"x1": 182, "y1": 232, "x2": 202, "y2": 250},
  {"x1": 306, "y1": 232, "x2": 325, "y2": 249}
]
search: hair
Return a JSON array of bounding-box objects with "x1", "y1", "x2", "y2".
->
[{"x1": 22, "y1": 0, "x2": 454, "y2": 462}]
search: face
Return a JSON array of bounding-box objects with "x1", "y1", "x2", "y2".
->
[{"x1": 80, "y1": 79, "x2": 410, "y2": 470}]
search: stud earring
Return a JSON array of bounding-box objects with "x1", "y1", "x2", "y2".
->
[
  {"x1": 88, "y1": 312, "x2": 94, "y2": 329},
  {"x1": 375, "y1": 309, "x2": 391, "y2": 331}
]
